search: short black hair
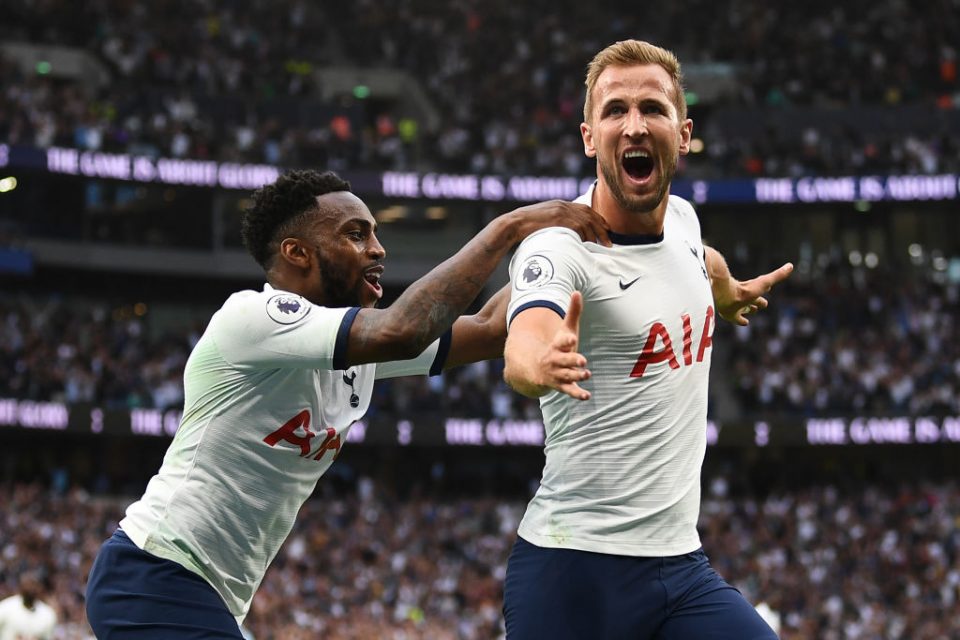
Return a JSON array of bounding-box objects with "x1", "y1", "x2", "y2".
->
[{"x1": 242, "y1": 169, "x2": 351, "y2": 268}]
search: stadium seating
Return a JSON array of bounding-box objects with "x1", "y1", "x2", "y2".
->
[{"x1": 1, "y1": 1, "x2": 959, "y2": 638}]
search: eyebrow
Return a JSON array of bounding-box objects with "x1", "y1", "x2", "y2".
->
[
  {"x1": 600, "y1": 95, "x2": 668, "y2": 112},
  {"x1": 603, "y1": 89, "x2": 670, "y2": 104},
  {"x1": 342, "y1": 217, "x2": 377, "y2": 232}
]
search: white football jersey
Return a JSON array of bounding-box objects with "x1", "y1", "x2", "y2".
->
[
  {"x1": 0, "y1": 595, "x2": 57, "y2": 640},
  {"x1": 507, "y1": 185, "x2": 715, "y2": 556},
  {"x1": 120, "y1": 284, "x2": 447, "y2": 622}
]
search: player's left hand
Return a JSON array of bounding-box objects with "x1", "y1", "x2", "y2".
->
[{"x1": 716, "y1": 262, "x2": 793, "y2": 326}]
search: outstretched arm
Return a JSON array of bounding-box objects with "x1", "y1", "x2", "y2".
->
[
  {"x1": 345, "y1": 202, "x2": 611, "y2": 366},
  {"x1": 503, "y1": 292, "x2": 591, "y2": 400},
  {"x1": 704, "y1": 245, "x2": 793, "y2": 326}
]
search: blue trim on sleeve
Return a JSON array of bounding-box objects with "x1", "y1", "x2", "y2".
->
[
  {"x1": 508, "y1": 300, "x2": 566, "y2": 326},
  {"x1": 333, "y1": 307, "x2": 361, "y2": 370},
  {"x1": 429, "y1": 329, "x2": 453, "y2": 376}
]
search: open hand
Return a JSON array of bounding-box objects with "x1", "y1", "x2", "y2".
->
[
  {"x1": 717, "y1": 262, "x2": 794, "y2": 326},
  {"x1": 538, "y1": 291, "x2": 592, "y2": 400}
]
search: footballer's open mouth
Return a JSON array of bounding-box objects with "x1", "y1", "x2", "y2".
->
[
  {"x1": 622, "y1": 149, "x2": 655, "y2": 183},
  {"x1": 363, "y1": 266, "x2": 384, "y2": 297}
]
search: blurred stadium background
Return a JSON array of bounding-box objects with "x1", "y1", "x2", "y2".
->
[{"x1": 1, "y1": 1, "x2": 959, "y2": 638}]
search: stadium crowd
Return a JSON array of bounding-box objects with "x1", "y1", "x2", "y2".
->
[
  {"x1": 1, "y1": 477, "x2": 957, "y2": 639},
  {"x1": 3, "y1": 255, "x2": 957, "y2": 421},
  {"x1": 2, "y1": 3, "x2": 959, "y2": 639},
  {"x1": 1, "y1": 0, "x2": 958, "y2": 177},
  {"x1": 726, "y1": 260, "x2": 960, "y2": 418},
  {"x1": 0, "y1": 295, "x2": 198, "y2": 412}
]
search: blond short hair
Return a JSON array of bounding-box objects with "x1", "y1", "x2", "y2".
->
[{"x1": 583, "y1": 40, "x2": 686, "y2": 123}]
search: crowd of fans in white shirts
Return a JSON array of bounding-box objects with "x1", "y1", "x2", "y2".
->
[{"x1": 1, "y1": 476, "x2": 958, "y2": 639}]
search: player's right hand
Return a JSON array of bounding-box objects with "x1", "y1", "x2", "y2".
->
[
  {"x1": 508, "y1": 200, "x2": 612, "y2": 247},
  {"x1": 540, "y1": 291, "x2": 592, "y2": 401}
]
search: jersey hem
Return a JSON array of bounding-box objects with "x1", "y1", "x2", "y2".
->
[
  {"x1": 517, "y1": 525, "x2": 701, "y2": 557},
  {"x1": 118, "y1": 521, "x2": 244, "y2": 618}
]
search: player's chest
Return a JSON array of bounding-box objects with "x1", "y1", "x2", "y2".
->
[
  {"x1": 581, "y1": 246, "x2": 715, "y2": 378},
  {"x1": 584, "y1": 242, "x2": 712, "y2": 333},
  {"x1": 259, "y1": 366, "x2": 372, "y2": 433},
  {"x1": 256, "y1": 367, "x2": 373, "y2": 470},
  {"x1": 310, "y1": 366, "x2": 373, "y2": 424}
]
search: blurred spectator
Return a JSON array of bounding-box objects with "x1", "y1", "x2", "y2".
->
[{"x1": 0, "y1": 571, "x2": 57, "y2": 640}]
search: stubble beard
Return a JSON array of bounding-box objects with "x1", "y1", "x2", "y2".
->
[
  {"x1": 599, "y1": 151, "x2": 677, "y2": 214},
  {"x1": 316, "y1": 250, "x2": 361, "y2": 308}
]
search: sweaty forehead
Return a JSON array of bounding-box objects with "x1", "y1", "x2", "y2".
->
[
  {"x1": 313, "y1": 191, "x2": 374, "y2": 226},
  {"x1": 594, "y1": 64, "x2": 674, "y2": 105}
]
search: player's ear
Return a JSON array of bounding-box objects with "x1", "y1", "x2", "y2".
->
[
  {"x1": 677, "y1": 118, "x2": 693, "y2": 156},
  {"x1": 278, "y1": 237, "x2": 312, "y2": 268},
  {"x1": 581, "y1": 122, "x2": 597, "y2": 158}
]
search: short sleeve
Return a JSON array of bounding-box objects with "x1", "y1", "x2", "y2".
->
[
  {"x1": 374, "y1": 329, "x2": 452, "y2": 379},
  {"x1": 507, "y1": 227, "x2": 591, "y2": 329},
  {"x1": 211, "y1": 289, "x2": 358, "y2": 370}
]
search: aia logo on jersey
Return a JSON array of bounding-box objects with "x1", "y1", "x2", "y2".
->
[
  {"x1": 266, "y1": 293, "x2": 311, "y2": 324},
  {"x1": 263, "y1": 410, "x2": 342, "y2": 462},
  {"x1": 630, "y1": 306, "x2": 714, "y2": 377}
]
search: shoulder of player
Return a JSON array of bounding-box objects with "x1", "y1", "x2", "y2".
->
[
  {"x1": 213, "y1": 286, "x2": 319, "y2": 332},
  {"x1": 517, "y1": 226, "x2": 591, "y2": 252},
  {"x1": 220, "y1": 286, "x2": 304, "y2": 311},
  {"x1": 666, "y1": 195, "x2": 703, "y2": 238},
  {"x1": 667, "y1": 194, "x2": 697, "y2": 218}
]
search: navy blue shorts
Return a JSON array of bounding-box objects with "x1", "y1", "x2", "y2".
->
[
  {"x1": 503, "y1": 536, "x2": 777, "y2": 640},
  {"x1": 86, "y1": 529, "x2": 244, "y2": 639}
]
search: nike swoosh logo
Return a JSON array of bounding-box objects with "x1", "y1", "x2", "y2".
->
[{"x1": 619, "y1": 276, "x2": 641, "y2": 290}]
